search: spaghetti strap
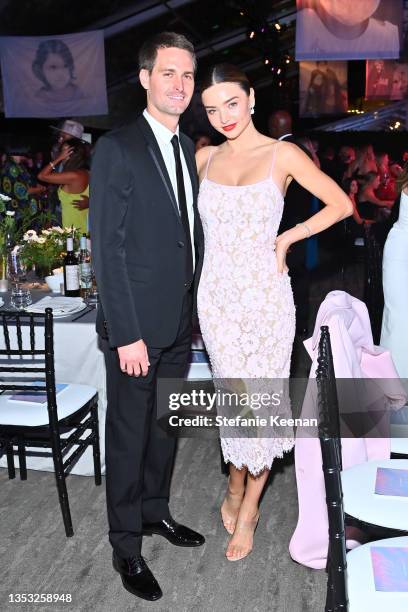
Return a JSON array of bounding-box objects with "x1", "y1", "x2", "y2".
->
[
  {"x1": 269, "y1": 142, "x2": 280, "y2": 178},
  {"x1": 204, "y1": 147, "x2": 215, "y2": 179}
]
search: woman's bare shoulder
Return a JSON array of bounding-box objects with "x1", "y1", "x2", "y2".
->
[{"x1": 195, "y1": 145, "x2": 219, "y2": 173}]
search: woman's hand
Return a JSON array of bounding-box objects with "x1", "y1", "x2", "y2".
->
[
  {"x1": 72, "y1": 195, "x2": 89, "y2": 210},
  {"x1": 275, "y1": 233, "x2": 291, "y2": 274},
  {"x1": 54, "y1": 146, "x2": 74, "y2": 164}
]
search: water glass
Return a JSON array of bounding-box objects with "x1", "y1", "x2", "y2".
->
[
  {"x1": 10, "y1": 286, "x2": 32, "y2": 310},
  {"x1": 7, "y1": 250, "x2": 27, "y2": 283}
]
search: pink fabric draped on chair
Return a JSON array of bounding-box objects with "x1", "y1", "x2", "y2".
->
[{"x1": 289, "y1": 290, "x2": 407, "y2": 569}]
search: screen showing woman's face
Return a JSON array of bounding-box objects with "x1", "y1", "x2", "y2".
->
[
  {"x1": 320, "y1": 0, "x2": 381, "y2": 26},
  {"x1": 42, "y1": 53, "x2": 71, "y2": 90}
]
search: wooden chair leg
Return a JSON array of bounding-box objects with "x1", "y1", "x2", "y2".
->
[
  {"x1": 91, "y1": 401, "x2": 102, "y2": 486},
  {"x1": 18, "y1": 440, "x2": 27, "y2": 480},
  {"x1": 6, "y1": 442, "x2": 15, "y2": 479},
  {"x1": 50, "y1": 438, "x2": 73, "y2": 537}
]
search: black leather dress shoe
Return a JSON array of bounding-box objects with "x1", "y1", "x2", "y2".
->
[
  {"x1": 112, "y1": 552, "x2": 162, "y2": 601},
  {"x1": 143, "y1": 518, "x2": 205, "y2": 547}
]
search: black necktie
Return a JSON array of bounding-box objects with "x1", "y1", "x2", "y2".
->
[{"x1": 171, "y1": 134, "x2": 194, "y2": 285}]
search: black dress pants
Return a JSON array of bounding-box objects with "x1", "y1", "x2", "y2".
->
[{"x1": 102, "y1": 291, "x2": 192, "y2": 557}]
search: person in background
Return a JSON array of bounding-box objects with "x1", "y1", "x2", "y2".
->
[
  {"x1": 336, "y1": 145, "x2": 356, "y2": 183},
  {"x1": 349, "y1": 144, "x2": 378, "y2": 179},
  {"x1": 381, "y1": 163, "x2": 408, "y2": 378},
  {"x1": 0, "y1": 144, "x2": 46, "y2": 225},
  {"x1": 319, "y1": 146, "x2": 336, "y2": 179},
  {"x1": 268, "y1": 109, "x2": 313, "y2": 337},
  {"x1": 375, "y1": 151, "x2": 398, "y2": 201},
  {"x1": 33, "y1": 151, "x2": 44, "y2": 172},
  {"x1": 193, "y1": 131, "x2": 212, "y2": 152},
  {"x1": 343, "y1": 176, "x2": 375, "y2": 237},
  {"x1": 37, "y1": 138, "x2": 89, "y2": 234},
  {"x1": 357, "y1": 171, "x2": 393, "y2": 221},
  {"x1": 48, "y1": 120, "x2": 87, "y2": 224}
]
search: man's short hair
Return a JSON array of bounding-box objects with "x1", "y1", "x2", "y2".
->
[{"x1": 138, "y1": 31, "x2": 196, "y2": 73}]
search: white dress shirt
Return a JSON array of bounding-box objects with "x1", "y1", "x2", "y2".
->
[{"x1": 143, "y1": 109, "x2": 195, "y2": 268}]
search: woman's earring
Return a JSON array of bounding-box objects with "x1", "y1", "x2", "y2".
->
[{"x1": 250, "y1": 106, "x2": 255, "y2": 115}]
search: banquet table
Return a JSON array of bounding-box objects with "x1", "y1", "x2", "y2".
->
[{"x1": 0, "y1": 289, "x2": 211, "y2": 476}]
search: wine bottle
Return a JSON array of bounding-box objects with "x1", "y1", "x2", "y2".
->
[
  {"x1": 79, "y1": 234, "x2": 92, "y2": 297},
  {"x1": 63, "y1": 236, "x2": 80, "y2": 297}
]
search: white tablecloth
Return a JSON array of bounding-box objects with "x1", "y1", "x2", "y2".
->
[{"x1": 0, "y1": 318, "x2": 107, "y2": 476}]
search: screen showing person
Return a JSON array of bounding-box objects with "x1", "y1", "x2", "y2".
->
[
  {"x1": 32, "y1": 39, "x2": 84, "y2": 103},
  {"x1": 365, "y1": 60, "x2": 408, "y2": 100},
  {"x1": 299, "y1": 60, "x2": 348, "y2": 117},
  {"x1": 296, "y1": 0, "x2": 401, "y2": 61}
]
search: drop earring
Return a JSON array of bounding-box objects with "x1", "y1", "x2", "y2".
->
[{"x1": 250, "y1": 106, "x2": 255, "y2": 115}]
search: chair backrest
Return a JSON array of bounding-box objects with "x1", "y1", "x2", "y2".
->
[
  {"x1": 0, "y1": 308, "x2": 58, "y2": 427},
  {"x1": 317, "y1": 325, "x2": 349, "y2": 612},
  {"x1": 363, "y1": 225, "x2": 383, "y2": 344}
]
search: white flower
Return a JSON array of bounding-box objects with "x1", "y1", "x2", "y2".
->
[
  {"x1": 5, "y1": 210, "x2": 15, "y2": 217},
  {"x1": 37, "y1": 237, "x2": 46, "y2": 244},
  {"x1": 23, "y1": 229, "x2": 38, "y2": 241},
  {"x1": 51, "y1": 226, "x2": 65, "y2": 234},
  {"x1": 41, "y1": 229, "x2": 50, "y2": 236},
  {"x1": 0, "y1": 193, "x2": 11, "y2": 202}
]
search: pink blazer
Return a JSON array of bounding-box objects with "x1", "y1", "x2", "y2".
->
[{"x1": 289, "y1": 291, "x2": 406, "y2": 569}]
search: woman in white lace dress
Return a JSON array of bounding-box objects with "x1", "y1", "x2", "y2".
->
[{"x1": 196, "y1": 64, "x2": 352, "y2": 561}]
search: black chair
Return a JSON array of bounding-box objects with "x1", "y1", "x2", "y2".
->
[
  {"x1": 0, "y1": 308, "x2": 101, "y2": 536},
  {"x1": 317, "y1": 325, "x2": 408, "y2": 611},
  {"x1": 363, "y1": 225, "x2": 384, "y2": 345},
  {"x1": 317, "y1": 325, "x2": 348, "y2": 612}
]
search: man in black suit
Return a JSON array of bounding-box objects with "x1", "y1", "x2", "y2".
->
[
  {"x1": 89, "y1": 32, "x2": 204, "y2": 602},
  {"x1": 268, "y1": 110, "x2": 312, "y2": 337}
]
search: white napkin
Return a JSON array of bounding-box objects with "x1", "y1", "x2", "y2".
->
[{"x1": 27, "y1": 296, "x2": 85, "y2": 315}]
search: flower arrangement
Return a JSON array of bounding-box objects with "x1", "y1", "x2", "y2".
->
[
  {"x1": 19, "y1": 226, "x2": 80, "y2": 276},
  {"x1": 0, "y1": 193, "x2": 16, "y2": 279}
]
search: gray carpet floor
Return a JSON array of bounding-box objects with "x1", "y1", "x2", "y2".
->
[
  {"x1": 0, "y1": 440, "x2": 326, "y2": 612},
  {"x1": 0, "y1": 258, "x2": 363, "y2": 612}
]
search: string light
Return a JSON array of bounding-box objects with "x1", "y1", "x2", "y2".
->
[
  {"x1": 277, "y1": 68, "x2": 281, "y2": 75},
  {"x1": 278, "y1": 81, "x2": 282, "y2": 87},
  {"x1": 264, "y1": 58, "x2": 270, "y2": 65},
  {"x1": 249, "y1": 30, "x2": 255, "y2": 39},
  {"x1": 274, "y1": 22, "x2": 281, "y2": 30}
]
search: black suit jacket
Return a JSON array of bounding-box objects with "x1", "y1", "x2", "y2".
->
[{"x1": 89, "y1": 114, "x2": 204, "y2": 349}]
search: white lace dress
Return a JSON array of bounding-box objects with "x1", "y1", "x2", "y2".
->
[{"x1": 197, "y1": 145, "x2": 295, "y2": 475}]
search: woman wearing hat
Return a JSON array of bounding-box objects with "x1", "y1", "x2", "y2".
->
[{"x1": 37, "y1": 138, "x2": 89, "y2": 233}]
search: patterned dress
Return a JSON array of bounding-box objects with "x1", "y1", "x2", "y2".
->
[
  {"x1": 197, "y1": 144, "x2": 295, "y2": 475},
  {"x1": 1, "y1": 158, "x2": 39, "y2": 223}
]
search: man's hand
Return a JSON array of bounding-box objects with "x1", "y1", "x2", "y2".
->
[
  {"x1": 72, "y1": 195, "x2": 89, "y2": 210},
  {"x1": 117, "y1": 339, "x2": 150, "y2": 377}
]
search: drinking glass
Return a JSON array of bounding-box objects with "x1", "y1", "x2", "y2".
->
[
  {"x1": 7, "y1": 250, "x2": 27, "y2": 284},
  {"x1": 10, "y1": 286, "x2": 32, "y2": 310}
]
